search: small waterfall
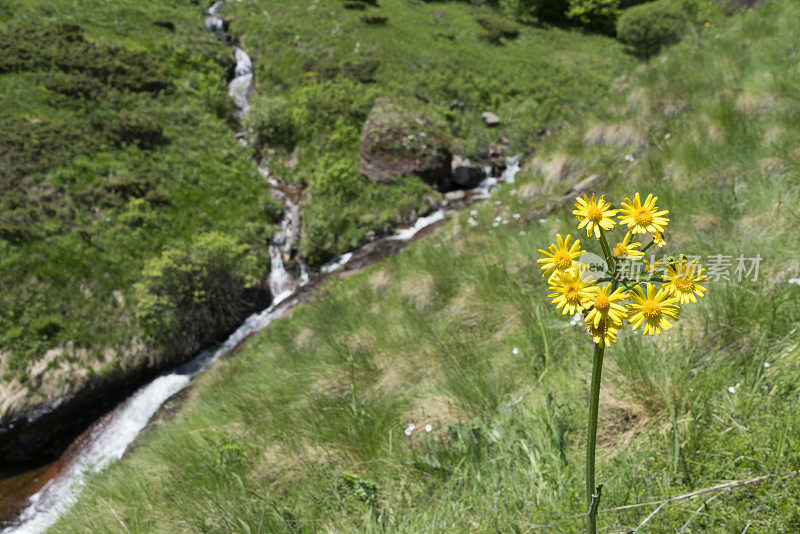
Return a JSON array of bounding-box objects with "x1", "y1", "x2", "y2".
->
[
  {"x1": 267, "y1": 203, "x2": 297, "y2": 302},
  {"x1": 228, "y1": 47, "x2": 253, "y2": 115},
  {"x1": 204, "y1": 2, "x2": 225, "y2": 39}
]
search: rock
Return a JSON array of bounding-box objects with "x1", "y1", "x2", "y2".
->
[
  {"x1": 444, "y1": 189, "x2": 466, "y2": 202},
  {"x1": 481, "y1": 111, "x2": 501, "y2": 127},
  {"x1": 451, "y1": 155, "x2": 484, "y2": 188},
  {"x1": 360, "y1": 99, "x2": 453, "y2": 191}
]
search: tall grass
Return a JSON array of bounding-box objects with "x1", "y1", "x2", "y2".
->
[{"x1": 51, "y1": 1, "x2": 800, "y2": 532}]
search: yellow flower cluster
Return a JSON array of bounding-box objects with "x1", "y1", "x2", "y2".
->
[{"x1": 537, "y1": 193, "x2": 708, "y2": 347}]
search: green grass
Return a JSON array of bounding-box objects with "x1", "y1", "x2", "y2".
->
[
  {"x1": 51, "y1": 1, "x2": 800, "y2": 531},
  {"x1": 0, "y1": 0, "x2": 632, "y2": 419},
  {"x1": 0, "y1": 2, "x2": 279, "y2": 395},
  {"x1": 226, "y1": 0, "x2": 633, "y2": 262}
]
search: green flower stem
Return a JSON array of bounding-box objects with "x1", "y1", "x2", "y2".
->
[
  {"x1": 586, "y1": 341, "x2": 605, "y2": 534},
  {"x1": 640, "y1": 238, "x2": 656, "y2": 254},
  {"x1": 597, "y1": 229, "x2": 616, "y2": 276}
]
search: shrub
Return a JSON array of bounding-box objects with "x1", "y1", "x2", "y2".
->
[
  {"x1": 475, "y1": 13, "x2": 521, "y2": 43},
  {"x1": 42, "y1": 72, "x2": 106, "y2": 100},
  {"x1": 103, "y1": 114, "x2": 166, "y2": 149},
  {"x1": 0, "y1": 21, "x2": 171, "y2": 94},
  {"x1": 616, "y1": 0, "x2": 690, "y2": 57},
  {"x1": 134, "y1": 232, "x2": 254, "y2": 349},
  {"x1": 245, "y1": 95, "x2": 297, "y2": 150},
  {"x1": 498, "y1": 0, "x2": 568, "y2": 24},
  {"x1": 342, "y1": 0, "x2": 377, "y2": 8},
  {"x1": 566, "y1": 0, "x2": 620, "y2": 34},
  {"x1": 360, "y1": 14, "x2": 389, "y2": 24},
  {"x1": 305, "y1": 57, "x2": 381, "y2": 83}
]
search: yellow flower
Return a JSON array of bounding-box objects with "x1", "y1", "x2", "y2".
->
[
  {"x1": 584, "y1": 284, "x2": 628, "y2": 328},
  {"x1": 627, "y1": 284, "x2": 680, "y2": 336},
  {"x1": 537, "y1": 233, "x2": 583, "y2": 278},
  {"x1": 652, "y1": 232, "x2": 666, "y2": 248},
  {"x1": 643, "y1": 257, "x2": 663, "y2": 275},
  {"x1": 573, "y1": 194, "x2": 618, "y2": 239},
  {"x1": 618, "y1": 193, "x2": 669, "y2": 235},
  {"x1": 613, "y1": 231, "x2": 644, "y2": 260},
  {"x1": 585, "y1": 317, "x2": 621, "y2": 347},
  {"x1": 663, "y1": 261, "x2": 708, "y2": 304},
  {"x1": 548, "y1": 267, "x2": 595, "y2": 316}
]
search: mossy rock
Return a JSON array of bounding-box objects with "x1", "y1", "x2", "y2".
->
[{"x1": 359, "y1": 99, "x2": 453, "y2": 191}]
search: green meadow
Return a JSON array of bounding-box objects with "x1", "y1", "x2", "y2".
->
[{"x1": 49, "y1": 1, "x2": 800, "y2": 532}]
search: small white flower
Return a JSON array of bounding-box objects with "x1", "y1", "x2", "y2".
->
[
  {"x1": 788, "y1": 278, "x2": 800, "y2": 285},
  {"x1": 492, "y1": 222, "x2": 499, "y2": 227},
  {"x1": 495, "y1": 200, "x2": 502, "y2": 205},
  {"x1": 624, "y1": 153, "x2": 635, "y2": 162},
  {"x1": 538, "y1": 218, "x2": 547, "y2": 224},
  {"x1": 569, "y1": 312, "x2": 582, "y2": 326},
  {"x1": 470, "y1": 210, "x2": 478, "y2": 216},
  {"x1": 512, "y1": 213, "x2": 521, "y2": 219},
  {"x1": 502, "y1": 219, "x2": 508, "y2": 225},
  {"x1": 664, "y1": 133, "x2": 671, "y2": 140},
  {"x1": 519, "y1": 231, "x2": 526, "y2": 235},
  {"x1": 424, "y1": 424, "x2": 432, "y2": 432},
  {"x1": 510, "y1": 189, "x2": 517, "y2": 196},
  {"x1": 728, "y1": 386, "x2": 737, "y2": 394},
  {"x1": 512, "y1": 347, "x2": 519, "y2": 355},
  {"x1": 467, "y1": 217, "x2": 478, "y2": 227},
  {"x1": 764, "y1": 362, "x2": 771, "y2": 368},
  {"x1": 404, "y1": 423, "x2": 416, "y2": 436},
  {"x1": 494, "y1": 216, "x2": 502, "y2": 222}
]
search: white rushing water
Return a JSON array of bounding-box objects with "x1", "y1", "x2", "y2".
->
[{"x1": 228, "y1": 47, "x2": 253, "y2": 114}]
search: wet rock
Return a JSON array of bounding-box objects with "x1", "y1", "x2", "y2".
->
[
  {"x1": 444, "y1": 189, "x2": 466, "y2": 203},
  {"x1": 481, "y1": 111, "x2": 501, "y2": 127},
  {"x1": 360, "y1": 99, "x2": 453, "y2": 191},
  {"x1": 451, "y1": 155, "x2": 484, "y2": 188}
]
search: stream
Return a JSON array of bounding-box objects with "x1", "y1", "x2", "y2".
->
[{"x1": 0, "y1": 2, "x2": 520, "y2": 532}]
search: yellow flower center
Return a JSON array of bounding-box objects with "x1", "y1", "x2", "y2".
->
[
  {"x1": 634, "y1": 207, "x2": 653, "y2": 227},
  {"x1": 564, "y1": 282, "x2": 581, "y2": 301},
  {"x1": 641, "y1": 299, "x2": 661, "y2": 318},
  {"x1": 594, "y1": 294, "x2": 610, "y2": 312},
  {"x1": 613, "y1": 243, "x2": 627, "y2": 257},
  {"x1": 554, "y1": 250, "x2": 572, "y2": 270},
  {"x1": 673, "y1": 276, "x2": 694, "y2": 292},
  {"x1": 586, "y1": 205, "x2": 603, "y2": 223}
]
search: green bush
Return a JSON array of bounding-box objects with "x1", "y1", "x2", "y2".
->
[
  {"x1": 245, "y1": 95, "x2": 297, "y2": 150},
  {"x1": 360, "y1": 14, "x2": 389, "y2": 25},
  {"x1": 566, "y1": 0, "x2": 620, "y2": 34},
  {"x1": 134, "y1": 232, "x2": 254, "y2": 348},
  {"x1": 498, "y1": 0, "x2": 567, "y2": 24},
  {"x1": 0, "y1": 22, "x2": 171, "y2": 94},
  {"x1": 616, "y1": 0, "x2": 690, "y2": 57},
  {"x1": 474, "y1": 13, "x2": 521, "y2": 44},
  {"x1": 304, "y1": 57, "x2": 381, "y2": 83}
]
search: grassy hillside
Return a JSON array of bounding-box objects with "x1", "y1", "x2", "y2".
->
[
  {"x1": 0, "y1": 0, "x2": 633, "y2": 429},
  {"x1": 225, "y1": 0, "x2": 633, "y2": 263},
  {"x1": 0, "y1": 0, "x2": 284, "y2": 414},
  {"x1": 50, "y1": 1, "x2": 800, "y2": 532}
]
